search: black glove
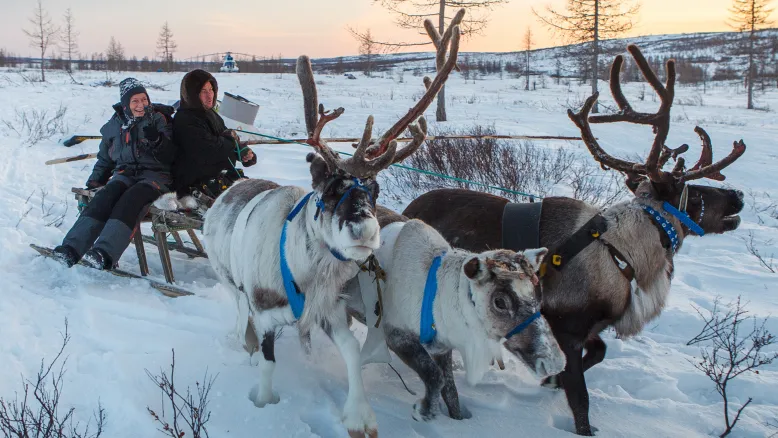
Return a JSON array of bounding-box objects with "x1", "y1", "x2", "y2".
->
[
  {"x1": 86, "y1": 180, "x2": 104, "y2": 190},
  {"x1": 143, "y1": 124, "x2": 160, "y2": 143}
]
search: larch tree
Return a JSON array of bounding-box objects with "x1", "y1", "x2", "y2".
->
[
  {"x1": 534, "y1": 0, "x2": 641, "y2": 113},
  {"x1": 23, "y1": 0, "x2": 59, "y2": 81},
  {"x1": 349, "y1": 1, "x2": 505, "y2": 121},
  {"x1": 523, "y1": 28, "x2": 534, "y2": 91},
  {"x1": 728, "y1": 0, "x2": 774, "y2": 109},
  {"x1": 61, "y1": 8, "x2": 78, "y2": 73},
  {"x1": 156, "y1": 22, "x2": 177, "y2": 72}
]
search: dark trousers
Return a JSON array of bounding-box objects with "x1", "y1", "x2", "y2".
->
[{"x1": 62, "y1": 176, "x2": 165, "y2": 264}]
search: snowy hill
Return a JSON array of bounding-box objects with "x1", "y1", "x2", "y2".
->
[
  {"x1": 0, "y1": 59, "x2": 776, "y2": 438},
  {"x1": 314, "y1": 29, "x2": 778, "y2": 79}
]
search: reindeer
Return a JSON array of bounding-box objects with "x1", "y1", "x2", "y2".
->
[
  {"x1": 398, "y1": 45, "x2": 746, "y2": 435},
  {"x1": 344, "y1": 218, "x2": 565, "y2": 421},
  {"x1": 201, "y1": 28, "x2": 460, "y2": 438}
]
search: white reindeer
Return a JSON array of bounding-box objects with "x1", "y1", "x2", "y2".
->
[
  {"x1": 201, "y1": 29, "x2": 460, "y2": 438},
  {"x1": 346, "y1": 219, "x2": 566, "y2": 421}
]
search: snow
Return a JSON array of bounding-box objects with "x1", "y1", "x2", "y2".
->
[{"x1": 0, "y1": 63, "x2": 777, "y2": 438}]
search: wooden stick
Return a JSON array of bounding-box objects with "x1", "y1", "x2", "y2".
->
[
  {"x1": 45, "y1": 153, "x2": 97, "y2": 165},
  {"x1": 239, "y1": 134, "x2": 585, "y2": 146},
  {"x1": 47, "y1": 134, "x2": 588, "y2": 165}
]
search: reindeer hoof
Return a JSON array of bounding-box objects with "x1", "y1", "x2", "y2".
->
[
  {"x1": 249, "y1": 385, "x2": 280, "y2": 407},
  {"x1": 342, "y1": 398, "x2": 377, "y2": 438},
  {"x1": 449, "y1": 404, "x2": 472, "y2": 420},
  {"x1": 412, "y1": 400, "x2": 435, "y2": 422},
  {"x1": 348, "y1": 428, "x2": 378, "y2": 438}
]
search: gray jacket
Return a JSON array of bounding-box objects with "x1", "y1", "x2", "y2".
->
[{"x1": 88, "y1": 103, "x2": 176, "y2": 186}]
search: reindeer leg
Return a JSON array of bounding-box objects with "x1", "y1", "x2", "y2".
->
[
  {"x1": 323, "y1": 305, "x2": 378, "y2": 438},
  {"x1": 559, "y1": 339, "x2": 594, "y2": 436},
  {"x1": 543, "y1": 335, "x2": 606, "y2": 389},
  {"x1": 246, "y1": 308, "x2": 283, "y2": 408},
  {"x1": 385, "y1": 326, "x2": 443, "y2": 422},
  {"x1": 248, "y1": 328, "x2": 281, "y2": 407},
  {"x1": 433, "y1": 350, "x2": 470, "y2": 420},
  {"x1": 582, "y1": 335, "x2": 606, "y2": 373}
]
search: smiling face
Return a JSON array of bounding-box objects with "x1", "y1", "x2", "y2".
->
[
  {"x1": 463, "y1": 248, "x2": 566, "y2": 378},
  {"x1": 307, "y1": 153, "x2": 381, "y2": 260},
  {"x1": 128, "y1": 93, "x2": 149, "y2": 117}
]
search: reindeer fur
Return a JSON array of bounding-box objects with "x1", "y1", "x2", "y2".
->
[{"x1": 346, "y1": 219, "x2": 565, "y2": 421}]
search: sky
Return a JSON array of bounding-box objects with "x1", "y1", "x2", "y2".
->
[{"x1": 2, "y1": 0, "x2": 776, "y2": 60}]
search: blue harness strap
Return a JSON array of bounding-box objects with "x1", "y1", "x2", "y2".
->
[
  {"x1": 281, "y1": 192, "x2": 315, "y2": 319},
  {"x1": 505, "y1": 311, "x2": 542, "y2": 339},
  {"x1": 662, "y1": 201, "x2": 705, "y2": 237},
  {"x1": 420, "y1": 252, "x2": 446, "y2": 344},
  {"x1": 641, "y1": 204, "x2": 680, "y2": 253}
]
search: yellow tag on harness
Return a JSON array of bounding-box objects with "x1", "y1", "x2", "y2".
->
[
  {"x1": 591, "y1": 231, "x2": 600, "y2": 238},
  {"x1": 552, "y1": 254, "x2": 562, "y2": 266}
]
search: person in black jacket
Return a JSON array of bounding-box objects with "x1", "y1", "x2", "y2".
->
[
  {"x1": 172, "y1": 69, "x2": 256, "y2": 199},
  {"x1": 52, "y1": 78, "x2": 176, "y2": 270}
]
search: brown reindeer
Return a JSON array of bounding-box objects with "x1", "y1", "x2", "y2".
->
[{"x1": 399, "y1": 45, "x2": 746, "y2": 435}]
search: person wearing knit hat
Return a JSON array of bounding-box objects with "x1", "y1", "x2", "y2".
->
[
  {"x1": 171, "y1": 69, "x2": 256, "y2": 199},
  {"x1": 51, "y1": 78, "x2": 177, "y2": 271}
]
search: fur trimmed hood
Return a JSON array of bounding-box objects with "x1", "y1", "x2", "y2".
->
[{"x1": 179, "y1": 69, "x2": 218, "y2": 110}]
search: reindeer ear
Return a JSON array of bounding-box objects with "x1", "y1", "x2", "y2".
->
[
  {"x1": 522, "y1": 247, "x2": 548, "y2": 271},
  {"x1": 625, "y1": 173, "x2": 646, "y2": 193},
  {"x1": 307, "y1": 152, "x2": 330, "y2": 188},
  {"x1": 464, "y1": 257, "x2": 481, "y2": 279}
]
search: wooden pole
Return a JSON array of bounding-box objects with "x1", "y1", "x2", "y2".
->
[{"x1": 47, "y1": 134, "x2": 588, "y2": 165}]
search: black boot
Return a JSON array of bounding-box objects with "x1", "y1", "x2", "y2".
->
[
  {"x1": 81, "y1": 247, "x2": 113, "y2": 270},
  {"x1": 52, "y1": 245, "x2": 79, "y2": 268}
]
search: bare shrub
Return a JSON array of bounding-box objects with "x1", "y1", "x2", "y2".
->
[
  {"x1": 1, "y1": 105, "x2": 69, "y2": 146},
  {"x1": 0, "y1": 319, "x2": 106, "y2": 438},
  {"x1": 384, "y1": 125, "x2": 575, "y2": 202},
  {"x1": 687, "y1": 296, "x2": 778, "y2": 438},
  {"x1": 145, "y1": 349, "x2": 216, "y2": 438},
  {"x1": 741, "y1": 230, "x2": 775, "y2": 273},
  {"x1": 567, "y1": 160, "x2": 631, "y2": 208}
]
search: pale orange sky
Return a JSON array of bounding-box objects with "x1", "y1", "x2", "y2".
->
[{"x1": 1, "y1": 0, "x2": 776, "y2": 59}]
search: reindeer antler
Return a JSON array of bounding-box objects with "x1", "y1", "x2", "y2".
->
[
  {"x1": 295, "y1": 16, "x2": 460, "y2": 179},
  {"x1": 568, "y1": 44, "x2": 746, "y2": 184},
  {"x1": 365, "y1": 11, "x2": 463, "y2": 163}
]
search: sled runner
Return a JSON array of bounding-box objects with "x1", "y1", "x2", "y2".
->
[{"x1": 29, "y1": 244, "x2": 194, "y2": 298}]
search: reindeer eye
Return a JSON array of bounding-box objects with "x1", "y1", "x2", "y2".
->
[{"x1": 493, "y1": 296, "x2": 508, "y2": 311}]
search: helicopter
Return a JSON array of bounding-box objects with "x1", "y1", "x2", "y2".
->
[{"x1": 220, "y1": 52, "x2": 239, "y2": 73}]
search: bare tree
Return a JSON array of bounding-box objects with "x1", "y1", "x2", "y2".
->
[
  {"x1": 523, "y1": 28, "x2": 534, "y2": 90},
  {"x1": 106, "y1": 37, "x2": 125, "y2": 72},
  {"x1": 349, "y1": 28, "x2": 379, "y2": 77},
  {"x1": 23, "y1": 0, "x2": 59, "y2": 81},
  {"x1": 156, "y1": 22, "x2": 177, "y2": 72},
  {"x1": 729, "y1": 0, "x2": 774, "y2": 109},
  {"x1": 534, "y1": 0, "x2": 640, "y2": 113},
  {"x1": 60, "y1": 8, "x2": 78, "y2": 73},
  {"x1": 688, "y1": 296, "x2": 778, "y2": 438},
  {"x1": 350, "y1": 1, "x2": 505, "y2": 121}
]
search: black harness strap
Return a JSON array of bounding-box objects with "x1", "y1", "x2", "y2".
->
[
  {"x1": 500, "y1": 204, "x2": 635, "y2": 284},
  {"x1": 502, "y1": 202, "x2": 543, "y2": 252},
  {"x1": 541, "y1": 214, "x2": 634, "y2": 283}
]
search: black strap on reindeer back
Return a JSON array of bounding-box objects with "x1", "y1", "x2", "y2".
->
[{"x1": 502, "y1": 202, "x2": 543, "y2": 252}]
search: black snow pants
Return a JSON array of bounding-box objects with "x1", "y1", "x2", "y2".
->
[{"x1": 62, "y1": 171, "x2": 169, "y2": 265}]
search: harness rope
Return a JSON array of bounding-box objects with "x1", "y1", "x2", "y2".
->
[{"x1": 236, "y1": 128, "x2": 542, "y2": 201}]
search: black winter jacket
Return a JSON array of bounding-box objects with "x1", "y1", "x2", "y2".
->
[
  {"x1": 88, "y1": 103, "x2": 176, "y2": 186},
  {"x1": 172, "y1": 108, "x2": 244, "y2": 191}
]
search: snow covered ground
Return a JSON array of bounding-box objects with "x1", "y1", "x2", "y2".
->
[{"x1": 0, "y1": 66, "x2": 777, "y2": 437}]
